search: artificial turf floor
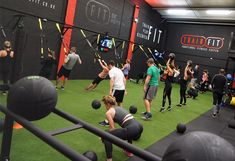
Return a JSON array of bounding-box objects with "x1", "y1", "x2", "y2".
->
[{"x1": 0, "y1": 80, "x2": 213, "y2": 161}]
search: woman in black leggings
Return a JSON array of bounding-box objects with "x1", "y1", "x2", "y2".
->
[
  {"x1": 177, "y1": 60, "x2": 193, "y2": 107},
  {"x1": 160, "y1": 56, "x2": 177, "y2": 112},
  {"x1": 101, "y1": 95, "x2": 143, "y2": 161}
]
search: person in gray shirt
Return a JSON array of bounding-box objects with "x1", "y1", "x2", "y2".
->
[{"x1": 56, "y1": 47, "x2": 82, "y2": 90}]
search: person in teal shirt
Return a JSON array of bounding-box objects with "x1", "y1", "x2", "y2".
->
[{"x1": 142, "y1": 58, "x2": 160, "y2": 120}]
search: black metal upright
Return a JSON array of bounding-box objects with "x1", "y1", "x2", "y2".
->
[{"x1": 0, "y1": 115, "x2": 14, "y2": 161}]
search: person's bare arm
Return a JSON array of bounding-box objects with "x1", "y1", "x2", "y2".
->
[
  {"x1": 10, "y1": 51, "x2": 14, "y2": 58},
  {"x1": 78, "y1": 55, "x2": 82, "y2": 64},
  {"x1": 98, "y1": 59, "x2": 107, "y2": 69},
  {"x1": 144, "y1": 75, "x2": 151, "y2": 92},
  {"x1": 109, "y1": 77, "x2": 114, "y2": 95},
  {"x1": 106, "y1": 110, "x2": 115, "y2": 130}
]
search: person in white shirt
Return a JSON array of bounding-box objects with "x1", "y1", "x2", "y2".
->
[
  {"x1": 108, "y1": 60, "x2": 126, "y2": 106},
  {"x1": 99, "y1": 60, "x2": 126, "y2": 126}
]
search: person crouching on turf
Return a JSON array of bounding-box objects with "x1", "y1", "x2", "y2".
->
[
  {"x1": 187, "y1": 82, "x2": 198, "y2": 99},
  {"x1": 39, "y1": 49, "x2": 56, "y2": 79},
  {"x1": 85, "y1": 59, "x2": 109, "y2": 91},
  {"x1": 160, "y1": 53, "x2": 178, "y2": 112},
  {"x1": 101, "y1": 95, "x2": 143, "y2": 161},
  {"x1": 55, "y1": 47, "x2": 82, "y2": 90}
]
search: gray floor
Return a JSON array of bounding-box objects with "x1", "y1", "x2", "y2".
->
[{"x1": 127, "y1": 106, "x2": 235, "y2": 161}]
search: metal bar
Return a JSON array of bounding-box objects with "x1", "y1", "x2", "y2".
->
[
  {"x1": 0, "y1": 115, "x2": 14, "y2": 161},
  {"x1": 48, "y1": 124, "x2": 83, "y2": 136},
  {"x1": 0, "y1": 105, "x2": 90, "y2": 161},
  {"x1": 0, "y1": 6, "x2": 157, "y2": 48},
  {"x1": 53, "y1": 108, "x2": 162, "y2": 161}
]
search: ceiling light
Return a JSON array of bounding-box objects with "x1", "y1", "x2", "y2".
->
[
  {"x1": 206, "y1": 10, "x2": 232, "y2": 15},
  {"x1": 167, "y1": 9, "x2": 190, "y2": 15}
]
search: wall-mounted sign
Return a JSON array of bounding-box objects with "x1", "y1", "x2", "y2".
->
[
  {"x1": 136, "y1": 22, "x2": 162, "y2": 44},
  {"x1": 180, "y1": 34, "x2": 224, "y2": 53}
]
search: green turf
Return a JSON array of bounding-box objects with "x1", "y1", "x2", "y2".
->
[{"x1": 0, "y1": 80, "x2": 213, "y2": 161}]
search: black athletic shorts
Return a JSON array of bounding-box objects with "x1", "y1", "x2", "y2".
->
[
  {"x1": 57, "y1": 66, "x2": 71, "y2": 78},
  {"x1": 112, "y1": 89, "x2": 125, "y2": 103},
  {"x1": 92, "y1": 76, "x2": 104, "y2": 85}
]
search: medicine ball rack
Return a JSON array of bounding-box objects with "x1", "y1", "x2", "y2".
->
[{"x1": 0, "y1": 105, "x2": 161, "y2": 161}]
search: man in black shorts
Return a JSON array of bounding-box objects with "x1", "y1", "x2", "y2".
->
[
  {"x1": 211, "y1": 69, "x2": 227, "y2": 117},
  {"x1": 99, "y1": 60, "x2": 126, "y2": 126},
  {"x1": 56, "y1": 47, "x2": 82, "y2": 90},
  {"x1": 85, "y1": 59, "x2": 109, "y2": 91}
]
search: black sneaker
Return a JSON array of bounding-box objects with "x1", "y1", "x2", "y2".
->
[
  {"x1": 142, "y1": 113, "x2": 152, "y2": 120},
  {"x1": 212, "y1": 113, "x2": 216, "y2": 118},
  {"x1": 176, "y1": 104, "x2": 182, "y2": 107},
  {"x1": 99, "y1": 120, "x2": 109, "y2": 126},
  {"x1": 141, "y1": 111, "x2": 147, "y2": 115},
  {"x1": 167, "y1": 106, "x2": 172, "y2": 111},
  {"x1": 182, "y1": 103, "x2": 186, "y2": 106},
  {"x1": 2, "y1": 91, "x2": 7, "y2": 95},
  {"x1": 159, "y1": 108, "x2": 165, "y2": 112},
  {"x1": 61, "y1": 86, "x2": 65, "y2": 91}
]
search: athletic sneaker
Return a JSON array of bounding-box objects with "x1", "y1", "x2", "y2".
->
[
  {"x1": 212, "y1": 113, "x2": 216, "y2": 118},
  {"x1": 176, "y1": 104, "x2": 182, "y2": 107},
  {"x1": 61, "y1": 86, "x2": 65, "y2": 90},
  {"x1": 142, "y1": 112, "x2": 152, "y2": 120},
  {"x1": 159, "y1": 107, "x2": 165, "y2": 112},
  {"x1": 167, "y1": 106, "x2": 172, "y2": 111},
  {"x1": 123, "y1": 150, "x2": 133, "y2": 157},
  {"x1": 182, "y1": 103, "x2": 186, "y2": 106},
  {"x1": 99, "y1": 120, "x2": 109, "y2": 126},
  {"x1": 55, "y1": 86, "x2": 58, "y2": 90},
  {"x1": 141, "y1": 111, "x2": 147, "y2": 115}
]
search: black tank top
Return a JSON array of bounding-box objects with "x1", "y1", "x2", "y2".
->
[
  {"x1": 166, "y1": 75, "x2": 173, "y2": 84},
  {"x1": 113, "y1": 107, "x2": 133, "y2": 127},
  {"x1": 0, "y1": 50, "x2": 12, "y2": 72}
]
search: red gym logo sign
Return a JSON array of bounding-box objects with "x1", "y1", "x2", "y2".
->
[{"x1": 180, "y1": 34, "x2": 224, "y2": 52}]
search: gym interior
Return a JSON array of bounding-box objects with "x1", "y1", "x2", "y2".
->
[{"x1": 0, "y1": 0, "x2": 235, "y2": 161}]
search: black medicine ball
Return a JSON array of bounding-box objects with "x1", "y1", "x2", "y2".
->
[
  {"x1": 169, "y1": 53, "x2": 175, "y2": 59},
  {"x1": 129, "y1": 105, "x2": 137, "y2": 114},
  {"x1": 162, "y1": 131, "x2": 235, "y2": 161},
  {"x1": 91, "y1": 100, "x2": 101, "y2": 109},
  {"x1": 83, "y1": 151, "x2": 98, "y2": 161},
  {"x1": 176, "y1": 123, "x2": 186, "y2": 134},
  {"x1": 7, "y1": 76, "x2": 57, "y2": 121}
]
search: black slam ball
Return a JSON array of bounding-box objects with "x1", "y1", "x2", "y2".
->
[
  {"x1": 7, "y1": 76, "x2": 57, "y2": 121},
  {"x1": 169, "y1": 53, "x2": 175, "y2": 59},
  {"x1": 91, "y1": 100, "x2": 101, "y2": 110},
  {"x1": 162, "y1": 131, "x2": 235, "y2": 161},
  {"x1": 83, "y1": 151, "x2": 98, "y2": 161},
  {"x1": 176, "y1": 123, "x2": 186, "y2": 134},
  {"x1": 129, "y1": 105, "x2": 137, "y2": 114}
]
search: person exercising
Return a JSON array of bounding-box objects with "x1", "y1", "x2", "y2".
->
[
  {"x1": 85, "y1": 59, "x2": 109, "y2": 91},
  {"x1": 211, "y1": 69, "x2": 227, "y2": 117},
  {"x1": 39, "y1": 49, "x2": 56, "y2": 79},
  {"x1": 0, "y1": 41, "x2": 14, "y2": 95},
  {"x1": 101, "y1": 95, "x2": 143, "y2": 161},
  {"x1": 177, "y1": 60, "x2": 193, "y2": 107},
  {"x1": 121, "y1": 59, "x2": 131, "y2": 79},
  {"x1": 160, "y1": 53, "x2": 178, "y2": 112},
  {"x1": 56, "y1": 47, "x2": 82, "y2": 90}
]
